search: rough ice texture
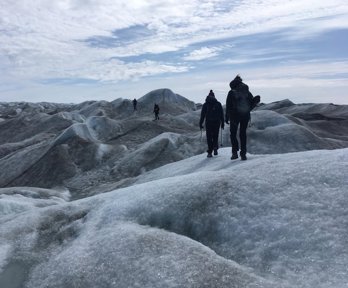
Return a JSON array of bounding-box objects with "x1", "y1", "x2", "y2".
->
[
  {"x1": 0, "y1": 148, "x2": 347, "y2": 287},
  {"x1": 1, "y1": 95, "x2": 347, "y2": 196},
  {"x1": 0, "y1": 93, "x2": 348, "y2": 287}
]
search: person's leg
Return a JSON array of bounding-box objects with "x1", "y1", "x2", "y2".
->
[
  {"x1": 229, "y1": 118, "x2": 240, "y2": 155},
  {"x1": 239, "y1": 117, "x2": 249, "y2": 158},
  {"x1": 206, "y1": 123, "x2": 214, "y2": 156},
  {"x1": 212, "y1": 122, "x2": 220, "y2": 155}
]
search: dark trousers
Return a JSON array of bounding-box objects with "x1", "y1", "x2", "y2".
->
[
  {"x1": 206, "y1": 121, "x2": 220, "y2": 153},
  {"x1": 229, "y1": 116, "x2": 249, "y2": 155}
]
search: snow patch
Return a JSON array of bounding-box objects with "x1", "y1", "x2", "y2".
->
[
  {"x1": 0, "y1": 244, "x2": 12, "y2": 273},
  {"x1": 0, "y1": 187, "x2": 70, "y2": 216},
  {"x1": 95, "y1": 143, "x2": 112, "y2": 160},
  {"x1": 53, "y1": 123, "x2": 98, "y2": 146}
]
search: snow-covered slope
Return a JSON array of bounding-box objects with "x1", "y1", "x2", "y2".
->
[{"x1": 0, "y1": 148, "x2": 347, "y2": 288}]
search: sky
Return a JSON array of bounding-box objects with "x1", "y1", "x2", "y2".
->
[{"x1": 1, "y1": 0, "x2": 348, "y2": 105}]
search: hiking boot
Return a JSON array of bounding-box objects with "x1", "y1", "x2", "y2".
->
[
  {"x1": 231, "y1": 153, "x2": 238, "y2": 160},
  {"x1": 213, "y1": 149, "x2": 218, "y2": 155},
  {"x1": 207, "y1": 152, "x2": 213, "y2": 158},
  {"x1": 240, "y1": 153, "x2": 247, "y2": 161}
]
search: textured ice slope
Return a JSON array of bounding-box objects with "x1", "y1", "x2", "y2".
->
[{"x1": 0, "y1": 148, "x2": 347, "y2": 288}]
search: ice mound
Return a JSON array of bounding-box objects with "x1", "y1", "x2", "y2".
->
[{"x1": 1, "y1": 148, "x2": 347, "y2": 288}]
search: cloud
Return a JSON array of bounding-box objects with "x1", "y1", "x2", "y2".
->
[
  {"x1": 1, "y1": 0, "x2": 348, "y2": 102},
  {"x1": 2, "y1": 1, "x2": 347, "y2": 57},
  {"x1": 223, "y1": 56, "x2": 287, "y2": 65},
  {"x1": 183, "y1": 47, "x2": 221, "y2": 61},
  {"x1": 246, "y1": 60, "x2": 348, "y2": 81},
  {"x1": 86, "y1": 59, "x2": 190, "y2": 82},
  {"x1": 44, "y1": 58, "x2": 190, "y2": 82}
]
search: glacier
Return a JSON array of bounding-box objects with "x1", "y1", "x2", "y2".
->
[
  {"x1": 0, "y1": 148, "x2": 347, "y2": 287},
  {"x1": 0, "y1": 90, "x2": 348, "y2": 287}
]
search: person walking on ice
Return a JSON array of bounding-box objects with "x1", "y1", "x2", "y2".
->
[
  {"x1": 199, "y1": 90, "x2": 224, "y2": 158},
  {"x1": 153, "y1": 103, "x2": 160, "y2": 120},
  {"x1": 133, "y1": 98, "x2": 137, "y2": 111},
  {"x1": 225, "y1": 75, "x2": 260, "y2": 160}
]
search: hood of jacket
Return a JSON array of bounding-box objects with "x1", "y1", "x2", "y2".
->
[
  {"x1": 205, "y1": 96, "x2": 218, "y2": 104},
  {"x1": 230, "y1": 77, "x2": 243, "y2": 89},
  {"x1": 230, "y1": 81, "x2": 249, "y2": 92}
]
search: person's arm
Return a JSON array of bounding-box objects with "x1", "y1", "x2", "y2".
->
[
  {"x1": 248, "y1": 91, "x2": 254, "y2": 106},
  {"x1": 245, "y1": 84, "x2": 254, "y2": 108},
  {"x1": 199, "y1": 104, "x2": 206, "y2": 129},
  {"x1": 225, "y1": 91, "x2": 232, "y2": 124},
  {"x1": 219, "y1": 103, "x2": 224, "y2": 129}
]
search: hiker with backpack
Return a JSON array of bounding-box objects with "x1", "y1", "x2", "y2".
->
[
  {"x1": 225, "y1": 75, "x2": 260, "y2": 160},
  {"x1": 153, "y1": 103, "x2": 160, "y2": 120},
  {"x1": 199, "y1": 90, "x2": 224, "y2": 158}
]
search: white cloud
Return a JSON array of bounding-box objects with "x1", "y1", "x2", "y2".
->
[
  {"x1": 223, "y1": 56, "x2": 287, "y2": 65},
  {"x1": 82, "y1": 59, "x2": 190, "y2": 82},
  {"x1": 246, "y1": 60, "x2": 348, "y2": 82},
  {"x1": 183, "y1": 47, "x2": 221, "y2": 61},
  {"x1": 2, "y1": 1, "x2": 347, "y2": 58}
]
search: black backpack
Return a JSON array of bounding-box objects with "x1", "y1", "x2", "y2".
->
[
  {"x1": 206, "y1": 101, "x2": 221, "y2": 122},
  {"x1": 232, "y1": 84, "x2": 252, "y2": 116}
]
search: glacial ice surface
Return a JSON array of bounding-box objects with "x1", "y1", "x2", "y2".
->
[{"x1": 0, "y1": 148, "x2": 347, "y2": 287}]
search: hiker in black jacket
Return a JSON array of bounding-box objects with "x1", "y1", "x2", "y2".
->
[
  {"x1": 225, "y1": 75, "x2": 257, "y2": 160},
  {"x1": 199, "y1": 90, "x2": 224, "y2": 158},
  {"x1": 153, "y1": 103, "x2": 160, "y2": 120}
]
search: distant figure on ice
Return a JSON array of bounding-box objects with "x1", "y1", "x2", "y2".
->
[
  {"x1": 199, "y1": 90, "x2": 224, "y2": 158},
  {"x1": 153, "y1": 103, "x2": 160, "y2": 120},
  {"x1": 133, "y1": 98, "x2": 137, "y2": 111},
  {"x1": 225, "y1": 75, "x2": 260, "y2": 160}
]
